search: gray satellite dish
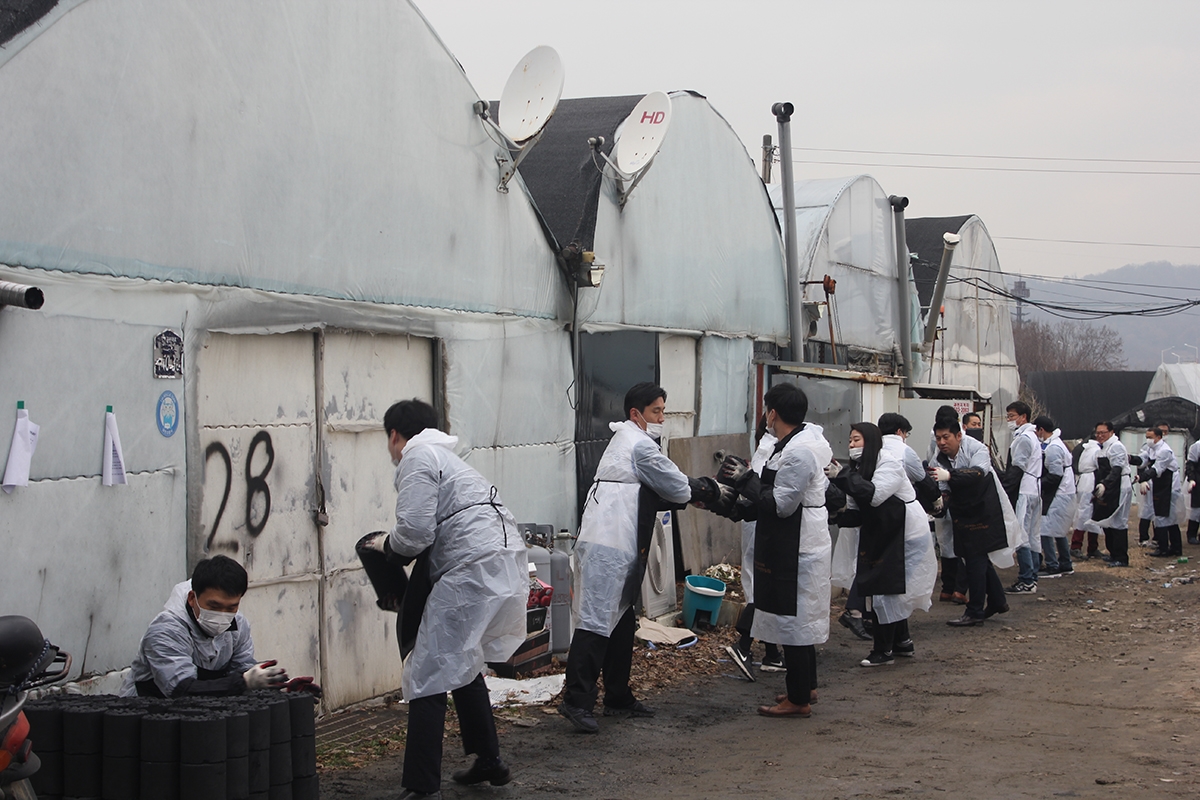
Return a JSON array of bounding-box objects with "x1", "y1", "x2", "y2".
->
[
  {"x1": 498, "y1": 46, "x2": 565, "y2": 144},
  {"x1": 615, "y1": 91, "x2": 672, "y2": 174}
]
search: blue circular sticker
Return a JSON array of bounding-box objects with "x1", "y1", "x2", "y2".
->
[{"x1": 157, "y1": 390, "x2": 179, "y2": 437}]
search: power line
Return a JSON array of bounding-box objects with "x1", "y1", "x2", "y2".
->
[
  {"x1": 953, "y1": 275, "x2": 1200, "y2": 320},
  {"x1": 793, "y1": 157, "x2": 1200, "y2": 176},
  {"x1": 792, "y1": 146, "x2": 1200, "y2": 166},
  {"x1": 944, "y1": 263, "x2": 1200, "y2": 294},
  {"x1": 994, "y1": 235, "x2": 1200, "y2": 250}
]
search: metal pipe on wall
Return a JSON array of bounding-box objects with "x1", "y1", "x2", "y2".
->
[
  {"x1": 922, "y1": 232, "x2": 960, "y2": 347},
  {"x1": 773, "y1": 103, "x2": 803, "y2": 362},
  {"x1": 889, "y1": 196, "x2": 912, "y2": 393}
]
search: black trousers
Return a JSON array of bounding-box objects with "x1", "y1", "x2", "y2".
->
[
  {"x1": 845, "y1": 578, "x2": 867, "y2": 613},
  {"x1": 1139, "y1": 517, "x2": 1152, "y2": 542},
  {"x1": 963, "y1": 552, "x2": 1006, "y2": 620},
  {"x1": 871, "y1": 618, "x2": 910, "y2": 655},
  {"x1": 1155, "y1": 525, "x2": 1182, "y2": 555},
  {"x1": 940, "y1": 557, "x2": 968, "y2": 595},
  {"x1": 1105, "y1": 527, "x2": 1129, "y2": 564},
  {"x1": 782, "y1": 644, "x2": 816, "y2": 705},
  {"x1": 563, "y1": 607, "x2": 636, "y2": 712},
  {"x1": 402, "y1": 673, "x2": 498, "y2": 794}
]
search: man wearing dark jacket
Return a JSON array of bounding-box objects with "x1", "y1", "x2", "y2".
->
[{"x1": 931, "y1": 418, "x2": 1010, "y2": 627}]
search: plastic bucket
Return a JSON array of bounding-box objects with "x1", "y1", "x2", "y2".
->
[{"x1": 682, "y1": 575, "x2": 726, "y2": 629}]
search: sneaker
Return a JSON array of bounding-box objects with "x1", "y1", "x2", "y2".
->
[
  {"x1": 452, "y1": 757, "x2": 512, "y2": 786},
  {"x1": 602, "y1": 699, "x2": 656, "y2": 718},
  {"x1": 859, "y1": 651, "x2": 895, "y2": 667},
  {"x1": 1005, "y1": 581, "x2": 1037, "y2": 594},
  {"x1": 1188, "y1": 537, "x2": 1199, "y2": 545},
  {"x1": 724, "y1": 645, "x2": 756, "y2": 682},
  {"x1": 838, "y1": 611, "x2": 871, "y2": 641},
  {"x1": 1070, "y1": 548, "x2": 1085, "y2": 559},
  {"x1": 557, "y1": 702, "x2": 599, "y2": 733},
  {"x1": 1106, "y1": 560, "x2": 1129, "y2": 568},
  {"x1": 893, "y1": 639, "x2": 915, "y2": 658},
  {"x1": 399, "y1": 791, "x2": 442, "y2": 800},
  {"x1": 1057, "y1": 565, "x2": 1074, "y2": 575},
  {"x1": 1139, "y1": 539, "x2": 1155, "y2": 547},
  {"x1": 1037, "y1": 569, "x2": 1062, "y2": 579},
  {"x1": 760, "y1": 654, "x2": 786, "y2": 673}
]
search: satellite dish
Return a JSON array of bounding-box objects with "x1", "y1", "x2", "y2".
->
[
  {"x1": 498, "y1": 46, "x2": 564, "y2": 144},
  {"x1": 615, "y1": 92, "x2": 672, "y2": 174}
]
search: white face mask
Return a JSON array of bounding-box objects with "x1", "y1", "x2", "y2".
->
[
  {"x1": 1007, "y1": 420, "x2": 1018, "y2": 433},
  {"x1": 644, "y1": 422, "x2": 664, "y2": 440},
  {"x1": 848, "y1": 446, "x2": 864, "y2": 461},
  {"x1": 194, "y1": 605, "x2": 235, "y2": 637}
]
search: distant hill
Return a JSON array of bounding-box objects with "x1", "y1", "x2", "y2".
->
[{"x1": 1017, "y1": 261, "x2": 1200, "y2": 371}]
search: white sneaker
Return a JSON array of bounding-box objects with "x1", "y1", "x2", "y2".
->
[{"x1": 724, "y1": 645, "x2": 755, "y2": 682}]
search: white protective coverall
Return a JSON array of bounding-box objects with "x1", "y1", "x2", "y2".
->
[
  {"x1": 573, "y1": 420, "x2": 692, "y2": 637},
  {"x1": 388, "y1": 428, "x2": 527, "y2": 701},
  {"x1": 1073, "y1": 441, "x2": 1102, "y2": 534},
  {"x1": 1010, "y1": 423, "x2": 1043, "y2": 554},
  {"x1": 1188, "y1": 441, "x2": 1200, "y2": 524},
  {"x1": 1144, "y1": 438, "x2": 1180, "y2": 527},
  {"x1": 1094, "y1": 436, "x2": 1132, "y2": 530},
  {"x1": 856, "y1": 443, "x2": 937, "y2": 625},
  {"x1": 740, "y1": 433, "x2": 778, "y2": 604},
  {"x1": 1137, "y1": 439, "x2": 1155, "y2": 524},
  {"x1": 935, "y1": 434, "x2": 1020, "y2": 569},
  {"x1": 751, "y1": 424, "x2": 833, "y2": 647},
  {"x1": 119, "y1": 580, "x2": 256, "y2": 697},
  {"x1": 1040, "y1": 431, "x2": 1077, "y2": 538}
]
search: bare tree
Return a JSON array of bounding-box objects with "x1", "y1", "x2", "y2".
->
[{"x1": 1012, "y1": 318, "x2": 1128, "y2": 379}]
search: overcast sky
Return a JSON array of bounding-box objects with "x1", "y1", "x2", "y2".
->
[{"x1": 420, "y1": 0, "x2": 1200, "y2": 284}]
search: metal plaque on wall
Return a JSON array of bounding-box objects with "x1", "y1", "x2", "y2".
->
[{"x1": 153, "y1": 330, "x2": 184, "y2": 378}]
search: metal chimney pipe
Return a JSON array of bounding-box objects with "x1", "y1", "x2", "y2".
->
[
  {"x1": 773, "y1": 103, "x2": 803, "y2": 362},
  {"x1": 922, "y1": 232, "x2": 960, "y2": 348},
  {"x1": 889, "y1": 196, "x2": 912, "y2": 392},
  {"x1": 0, "y1": 281, "x2": 44, "y2": 309}
]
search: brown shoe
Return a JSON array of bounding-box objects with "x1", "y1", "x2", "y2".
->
[
  {"x1": 951, "y1": 592, "x2": 967, "y2": 605},
  {"x1": 758, "y1": 700, "x2": 811, "y2": 718},
  {"x1": 938, "y1": 592, "x2": 953, "y2": 602}
]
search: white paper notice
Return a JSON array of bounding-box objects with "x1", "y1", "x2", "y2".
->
[
  {"x1": 2, "y1": 407, "x2": 39, "y2": 494},
  {"x1": 102, "y1": 410, "x2": 127, "y2": 486}
]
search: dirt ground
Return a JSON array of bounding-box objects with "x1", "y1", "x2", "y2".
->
[{"x1": 318, "y1": 543, "x2": 1200, "y2": 800}]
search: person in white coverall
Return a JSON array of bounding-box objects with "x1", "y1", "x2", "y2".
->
[
  {"x1": 1001, "y1": 402, "x2": 1042, "y2": 594},
  {"x1": 1091, "y1": 420, "x2": 1133, "y2": 567},
  {"x1": 1070, "y1": 437, "x2": 1104, "y2": 559},
  {"x1": 723, "y1": 414, "x2": 783, "y2": 680},
  {"x1": 1140, "y1": 423, "x2": 1182, "y2": 557},
  {"x1": 830, "y1": 422, "x2": 936, "y2": 666},
  {"x1": 372, "y1": 399, "x2": 527, "y2": 798},
  {"x1": 121, "y1": 555, "x2": 295, "y2": 698},
  {"x1": 1186, "y1": 439, "x2": 1200, "y2": 545},
  {"x1": 1035, "y1": 417, "x2": 1076, "y2": 577},
  {"x1": 718, "y1": 383, "x2": 832, "y2": 719},
  {"x1": 559, "y1": 383, "x2": 720, "y2": 734}
]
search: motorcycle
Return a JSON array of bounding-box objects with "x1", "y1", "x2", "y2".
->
[{"x1": 0, "y1": 616, "x2": 71, "y2": 800}]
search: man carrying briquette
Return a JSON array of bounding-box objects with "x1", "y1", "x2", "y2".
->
[
  {"x1": 559, "y1": 382, "x2": 720, "y2": 733},
  {"x1": 930, "y1": 417, "x2": 1010, "y2": 627}
]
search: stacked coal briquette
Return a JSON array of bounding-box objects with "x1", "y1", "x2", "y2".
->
[{"x1": 22, "y1": 690, "x2": 318, "y2": 800}]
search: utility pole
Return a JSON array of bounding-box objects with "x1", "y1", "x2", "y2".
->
[
  {"x1": 1012, "y1": 279, "x2": 1030, "y2": 325},
  {"x1": 761, "y1": 134, "x2": 775, "y2": 183}
]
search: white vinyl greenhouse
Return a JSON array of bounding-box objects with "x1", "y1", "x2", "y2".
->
[{"x1": 0, "y1": 0, "x2": 574, "y2": 709}]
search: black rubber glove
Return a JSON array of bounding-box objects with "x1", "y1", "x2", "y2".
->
[{"x1": 688, "y1": 476, "x2": 720, "y2": 504}]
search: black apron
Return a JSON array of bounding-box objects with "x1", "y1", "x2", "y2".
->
[
  {"x1": 855, "y1": 496, "x2": 908, "y2": 596},
  {"x1": 1150, "y1": 463, "x2": 1174, "y2": 518},
  {"x1": 753, "y1": 462, "x2": 801, "y2": 618},
  {"x1": 1091, "y1": 456, "x2": 1120, "y2": 523},
  {"x1": 938, "y1": 455, "x2": 1009, "y2": 557}
]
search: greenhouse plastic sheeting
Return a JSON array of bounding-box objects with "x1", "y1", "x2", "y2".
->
[
  {"x1": 0, "y1": 0, "x2": 561, "y2": 319},
  {"x1": 770, "y1": 176, "x2": 920, "y2": 359},
  {"x1": 581, "y1": 93, "x2": 788, "y2": 339},
  {"x1": 697, "y1": 336, "x2": 752, "y2": 436}
]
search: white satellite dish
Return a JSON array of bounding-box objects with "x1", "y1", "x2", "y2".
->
[
  {"x1": 498, "y1": 46, "x2": 564, "y2": 144},
  {"x1": 615, "y1": 91, "x2": 672, "y2": 174}
]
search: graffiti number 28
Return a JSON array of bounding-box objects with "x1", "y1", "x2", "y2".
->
[{"x1": 204, "y1": 431, "x2": 275, "y2": 549}]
